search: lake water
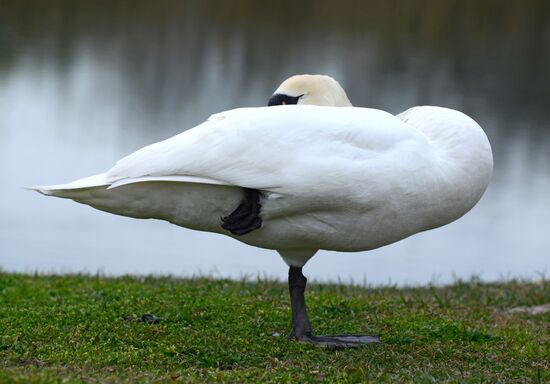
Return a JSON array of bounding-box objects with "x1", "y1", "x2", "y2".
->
[{"x1": 1, "y1": 1, "x2": 549, "y2": 285}]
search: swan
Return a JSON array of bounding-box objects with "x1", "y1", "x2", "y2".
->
[{"x1": 32, "y1": 75, "x2": 493, "y2": 348}]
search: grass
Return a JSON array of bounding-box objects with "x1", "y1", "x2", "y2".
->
[{"x1": 0, "y1": 272, "x2": 548, "y2": 383}]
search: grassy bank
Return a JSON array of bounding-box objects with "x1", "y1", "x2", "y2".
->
[{"x1": 0, "y1": 272, "x2": 548, "y2": 383}]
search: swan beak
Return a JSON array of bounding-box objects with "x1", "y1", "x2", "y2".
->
[
  {"x1": 268, "y1": 93, "x2": 301, "y2": 106},
  {"x1": 268, "y1": 93, "x2": 284, "y2": 106}
]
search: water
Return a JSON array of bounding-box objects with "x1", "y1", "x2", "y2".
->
[{"x1": 1, "y1": 1, "x2": 549, "y2": 285}]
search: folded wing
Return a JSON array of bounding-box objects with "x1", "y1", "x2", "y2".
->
[{"x1": 106, "y1": 105, "x2": 430, "y2": 198}]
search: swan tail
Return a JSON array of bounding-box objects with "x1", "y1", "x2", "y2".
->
[
  {"x1": 28, "y1": 173, "x2": 110, "y2": 199},
  {"x1": 29, "y1": 174, "x2": 242, "y2": 229}
]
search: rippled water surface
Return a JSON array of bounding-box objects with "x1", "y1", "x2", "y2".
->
[{"x1": 1, "y1": 1, "x2": 549, "y2": 284}]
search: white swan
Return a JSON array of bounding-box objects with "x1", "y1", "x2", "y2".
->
[{"x1": 32, "y1": 75, "x2": 493, "y2": 347}]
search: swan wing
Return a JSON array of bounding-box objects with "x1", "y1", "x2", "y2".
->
[{"x1": 106, "y1": 106, "x2": 432, "y2": 197}]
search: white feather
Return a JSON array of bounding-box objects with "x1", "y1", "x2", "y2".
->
[{"x1": 32, "y1": 105, "x2": 493, "y2": 266}]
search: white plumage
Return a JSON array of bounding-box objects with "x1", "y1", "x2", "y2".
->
[{"x1": 33, "y1": 104, "x2": 492, "y2": 267}]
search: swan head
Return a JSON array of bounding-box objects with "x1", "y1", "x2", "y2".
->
[{"x1": 268, "y1": 74, "x2": 352, "y2": 107}]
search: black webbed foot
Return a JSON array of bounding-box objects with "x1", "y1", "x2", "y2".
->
[
  {"x1": 221, "y1": 188, "x2": 262, "y2": 235},
  {"x1": 288, "y1": 266, "x2": 382, "y2": 349}
]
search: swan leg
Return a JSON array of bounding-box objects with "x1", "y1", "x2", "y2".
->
[
  {"x1": 221, "y1": 188, "x2": 262, "y2": 235},
  {"x1": 288, "y1": 266, "x2": 381, "y2": 348}
]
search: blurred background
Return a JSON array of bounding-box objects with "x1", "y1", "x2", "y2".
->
[{"x1": 0, "y1": 0, "x2": 549, "y2": 285}]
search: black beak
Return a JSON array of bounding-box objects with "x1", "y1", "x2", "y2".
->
[{"x1": 268, "y1": 93, "x2": 302, "y2": 106}]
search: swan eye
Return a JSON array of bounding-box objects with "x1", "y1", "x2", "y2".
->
[{"x1": 268, "y1": 93, "x2": 304, "y2": 106}]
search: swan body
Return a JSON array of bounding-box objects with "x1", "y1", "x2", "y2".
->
[{"x1": 34, "y1": 105, "x2": 492, "y2": 266}]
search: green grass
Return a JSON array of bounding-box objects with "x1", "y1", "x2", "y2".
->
[{"x1": 0, "y1": 272, "x2": 548, "y2": 383}]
